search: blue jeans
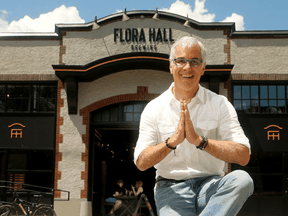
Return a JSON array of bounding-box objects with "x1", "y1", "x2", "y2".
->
[{"x1": 154, "y1": 170, "x2": 254, "y2": 216}]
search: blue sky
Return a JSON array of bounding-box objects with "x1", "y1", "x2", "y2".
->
[{"x1": 1, "y1": 0, "x2": 288, "y2": 32}]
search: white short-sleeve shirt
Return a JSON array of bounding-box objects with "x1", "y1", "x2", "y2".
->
[{"x1": 134, "y1": 83, "x2": 250, "y2": 180}]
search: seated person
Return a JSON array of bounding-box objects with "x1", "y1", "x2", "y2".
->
[
  {"x1": 131, "y1": 181, "x2": 144, "y2": 199},
  {"x1": 105, "y1": 179, "x2": 125, "y2": 215},
  {"x1": 130, "y1": 181, "x2": 145, "y2": 214}
]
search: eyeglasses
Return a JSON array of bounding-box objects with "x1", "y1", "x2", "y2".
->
[{"x1": 173, "y1": 58, "x2": 203, "y2": 67}]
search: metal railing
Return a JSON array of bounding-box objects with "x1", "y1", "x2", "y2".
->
[{"x1": 0, "y1": 180, "x2": 70, "y2": 204}]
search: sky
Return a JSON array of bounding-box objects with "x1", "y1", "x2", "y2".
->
[{"x1": 0, "y1": 0, "x2": 288, "y2": 33}]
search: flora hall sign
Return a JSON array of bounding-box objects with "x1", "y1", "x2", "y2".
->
[{"x1": 114, "y1": 28, "x2": 174, "y2": 52}]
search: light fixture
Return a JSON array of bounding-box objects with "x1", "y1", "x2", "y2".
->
[
  {"x1": 152, "y1": 7, "x2": 159, "y2": 20},
  {"x1": 122, "y1": 7, "x2": 130, "y2": 21},
  {"x1": 183, "y1": 14, "x2": 191, "y2": 27},
  {"x1": 92, "y1": 16, "x2": 100, "y2": 29}
]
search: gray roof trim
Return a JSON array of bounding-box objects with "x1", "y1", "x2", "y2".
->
[{"x1": 231, "y1": 30, "x2": 288, "y2": 38}]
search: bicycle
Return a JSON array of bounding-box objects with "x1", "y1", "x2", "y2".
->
[{"x1": 0, "y1": 191, "x2": 56, "y2": 216}]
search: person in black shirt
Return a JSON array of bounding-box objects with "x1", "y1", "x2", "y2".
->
[{"x1": 108, "y1": 179, "x2": 125, "y2": 215}]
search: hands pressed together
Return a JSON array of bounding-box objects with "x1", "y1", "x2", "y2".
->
[{"x1": 169, "y1": 100, "x2": 202, "y2": 148}]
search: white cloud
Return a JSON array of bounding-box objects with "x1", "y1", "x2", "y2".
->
[
  {"x1": 115, "y1": 9, "x2": 123, "y2": 14},
  {"x1": 0, "y1": 5, "x2": 85, "y2": 32},
  {"x1": 0, "y1": 18, "x2": 9, "y2": 30},
  {"x1": 160, "y1": 0, "x2": 215, "y2": 22},
  {"x1": 0, "y1": 10, "x2": 9, "y2": 30},
  {"x1": 161, "y1": 0, "x2": 245, "y2": 30},
  {"x1": 221, "y1": 13, "x2": 245, "y2": 30}
]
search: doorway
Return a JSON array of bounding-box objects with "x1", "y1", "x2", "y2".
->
[{"x1": 88, "y1": 102, "x2": 156, "y2": 215}]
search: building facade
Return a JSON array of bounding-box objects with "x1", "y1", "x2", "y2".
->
[{"x1": 0, "y1": 10, "x2": 288, "y2": 216}]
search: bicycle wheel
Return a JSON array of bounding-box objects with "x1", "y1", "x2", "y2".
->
[
  {"x1": 0, "y1": 205, "x2": 18, "y2": 216},
  {"x1": 32, "y1": 206, "x2": 56, "y2": 216}
]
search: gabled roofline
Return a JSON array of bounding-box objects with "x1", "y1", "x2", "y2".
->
[{"x1": 55, "y1": 10, "x2": 236, "y2": 32}]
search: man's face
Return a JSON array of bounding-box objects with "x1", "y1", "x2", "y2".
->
[{"x1": 170, "y1": 44, "x2": 206, "y2": 91}]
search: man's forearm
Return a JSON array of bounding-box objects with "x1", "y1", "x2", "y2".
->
[
  {"x1": 204, "y1": 139, "x2": 250, "y2": 166},
  {"x1": 136, "y1": 141, "x2": 172, "y2": 171}
]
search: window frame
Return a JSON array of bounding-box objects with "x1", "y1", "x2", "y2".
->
[
  {"x1": 231, "y1": 151, "x2": 288, "y2": 197},
  {"x1": 0, "y1": 81, "x2": 58, "y2": 114},
  {"x1": 232, "y1": 81, "x2": 288, "y2": 114},
  {"x1": 90, "y1": 101, "x2": 149, "y2": 129}
]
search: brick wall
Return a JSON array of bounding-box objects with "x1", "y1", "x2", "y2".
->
[{"x1": 54, "y1": 80, "x2": 64, "y2": 198}]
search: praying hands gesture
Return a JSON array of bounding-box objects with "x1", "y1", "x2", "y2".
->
[
  {"x1": 136, "y1": 99, "x2": 250, "y2": 171},
  {"x1": 168, "y1": 100, "x2": 202, "y2": 147}
]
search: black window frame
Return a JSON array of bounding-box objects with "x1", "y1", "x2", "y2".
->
[
  {"x1": 90, "y1": 101, "x2": 149, "y2": 128},
  {"x1": 232, "y1": 152, "x2": 288, "y2": 197},
  {"x1": 232, "y1": 81, "x2": 288, "y2": 114},
  {"x1": 0, "y1": 81, "x2": 58, "y2": 114}
]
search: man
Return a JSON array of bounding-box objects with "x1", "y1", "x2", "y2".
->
[{"x1": 134, "y1": 36, "x2": 254, "y2": 216}]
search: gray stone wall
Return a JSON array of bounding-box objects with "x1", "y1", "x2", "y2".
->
[
  {"x1": 0, "y1": 40, "x2": 59, "y2": 74},
  {"x1": 62, "y1": 19, "x2": 227, "y2": 65},
  {"x1": 230, "y1": 38, "x2": 288, "y2": 74}
]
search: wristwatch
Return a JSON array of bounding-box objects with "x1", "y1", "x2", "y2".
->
[{"x1": 196, "y1": 136, "x2": 208, "y2": 150}]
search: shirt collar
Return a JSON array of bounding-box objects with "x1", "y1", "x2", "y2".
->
[{"x1": 168, "y1": 82, "x2": 205, "y2": 104}]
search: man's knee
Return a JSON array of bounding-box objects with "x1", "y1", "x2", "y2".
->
[{"x1": 230, "y1": 170, "x2": 254, "y2": 194}]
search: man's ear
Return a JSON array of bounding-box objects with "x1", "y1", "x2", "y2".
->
[
  {"x1": 201, "y1": 63, "x2": 206, "y2": 76},
  {"x1": 170, "y1": 61, "x2": 173, "y2": 75}
]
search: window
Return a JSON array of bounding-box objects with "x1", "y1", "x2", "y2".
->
[
  {"x1": 6, "y1": 151, "x2": 54, "y2": 191},
  {"x1": 0, "y1": 83, "x2": 57, "y2": 113},
  {"x1": 123, "y1": 103, "x2": 146, "y2": 122},
  {"x1": 233, "y1": 84, "x2": 287, "y2": 114},
  {"x1": 232, "y1": 152, "x2": 288, "y2": 196},
  {"x1": 92, "y1": 101, "x2": 148, "y2": 123}
]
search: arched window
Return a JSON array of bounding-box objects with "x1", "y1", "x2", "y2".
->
[{"x1": 91, "y1": 101, "x2": 148, "y2": 127}]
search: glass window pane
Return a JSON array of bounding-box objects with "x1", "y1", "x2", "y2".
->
[
  {"x1": 7, "y1": 85, "x2": 30, "y2": 98},
  {"x1": 133, "y1": 113, "x2": 141, "y2": 122},
  {"x1": 251, "y1": 100, "x2": 259, "y2": 113},
  {"x1": 278, "y1": 86, "x2": 285, "y2": 99},
  {"x1": 124, "y1": 105, "x2": 133, "y2": 113},
  {"x1": 124, "y1": 113, "x2": 133, "y2": 121},
  {"x1": 233, "y1": 100, "x2": 241, "y2": 110},
  {"x1": 134, "y1": 104, "x2": 144, "y2": 113},
  {"x1": 242, "y1": 100, "x2": 250, "y2": 110},
  {"x1": 110, "y1": 107, "x2": 118, "y2": 122},
  {"x1": 251, "y1": 86, "x2": 258, "y2": 99},
  {"x1": 93, "y1": 112, "x2": 101, "y2": 122},
  {"x1": 0, "y1": 99, "x2": 5, "y2": 111},
  {"x1": 269, "y1": 100, "x2": 277, "y2": 107},
  {"x1": 102, "y1": 110, "x2": 109, "y2": 122},
  {"x1": 29, "y1": 172, "x2": 53, "y2": 191},
  {"x1": 7, "y1": 99, "x2": 29, "y2": 112},
  {"x1": 260, "y1": 86, "x2": 268, "y2": 99},
  {"x1": 42, "y1": 86, "x2": 56, "y2": 98},
  {"x1": 260, "y1": 100, "x2": 268, "y2": 113},
  {"x1": 0, "y1": 85, "x2": 5, "y2": 97},
  {"x1": 269, "y1": 85, "x2": 276, "y2": 99},
  {"x1": 35, "y1": 99, "x2": 44, "y2": 111},
  {"x1": 278, "y1": 100, "x2": 285, "y2": 113},
  {"x1": 233, "y1": 86, "x2": 241, "y2": 99},
  {"x1": 261, "y1": 175, "x2": 283, "y2": 195},
  {"x1": 47, "y1": 99, "x2": 55, "y2": 111},
  {"x1": 30, "y1": 151, "x2": 53, "y2": 170},
  {"x1": 242, "y1": 86, "x2": 250, "y2": 99},
  {"x1": 8, "y1": 154, "x2": 27, "y2": 169},
  {"x1": 261, "y1": 100, "x2": 268, "y2": 106}
]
